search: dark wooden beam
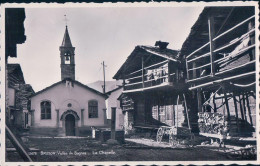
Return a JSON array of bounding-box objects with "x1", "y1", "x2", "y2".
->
[
  {"x1": 111, "y1": 107, "x2": 116, "y2": 140},
  {"x1": 238, "y1": 95, "x2": 245, "y2": 121},
  {"x1": 197, "y1": 88, "x2": 202, "y2": 113},
  {"x1": 232, "y1": 94, "x2": 239, "y2": 130},
  {"x1": 242, "y1": 94, "x2": 248, "y2": 123},
  {"x1": 176, "y1": 95, "x2": 180, "y2": 127},
  {"x1": 185, "y1": 57, "x2": 190, "y2": 80},
  {"x1": 208, "y1": 16, "x2": 216, "y2": 76},
  {"x1": 222, "y1": 86, "x2": 231, "y2": 120},
  {"x1": 6, "y1": 125, "x2": 32, "y2": 161},
  {"x1": 183, "y1": 94, "x2": 191, "y2": 131},
  {"x1": 245, "y1": 94, "x2": 253, "y2": 125},
  {"x1": 142, "y1": 55, "x2": 144, "y2": 88},
  {"x1": 213, "y1": 94, "x2": 217, "y2": 112}
]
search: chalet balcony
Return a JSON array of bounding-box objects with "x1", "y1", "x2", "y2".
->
[
  {"x1": 185, "y1": 14, "x2": 256, "y2": 90},
  {"x1": 123, "y1": 60, "x2": 181, "y2": 92}
]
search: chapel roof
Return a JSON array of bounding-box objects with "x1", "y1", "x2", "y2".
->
[{"x1": 31, "y1": 78, "x2": 108, "y2": 99}]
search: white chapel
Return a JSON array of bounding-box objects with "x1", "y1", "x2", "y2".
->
[{"x1": 30, "y1": 26, "x2": 108, "y2": 136}]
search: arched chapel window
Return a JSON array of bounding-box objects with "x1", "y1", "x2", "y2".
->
[
  {"x1": 88, "y1": 100, "x2": 98, "y2": 118},
  {"x1": 41, "y1": 101, "x2": 51, "y2": 119}
]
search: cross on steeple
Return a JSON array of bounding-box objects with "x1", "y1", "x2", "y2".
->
[{"x1": 64, "y1": 14, "x2": 69, "y2": 26}]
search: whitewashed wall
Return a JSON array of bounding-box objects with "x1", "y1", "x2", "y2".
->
[
  {"x1": 105, "y1": 87, "x2": 124, "y2": 130},
  {"x1": 31, "y1": 82, "x2": 106, "y2": 127}
]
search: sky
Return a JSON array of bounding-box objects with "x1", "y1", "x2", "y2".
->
[{"x1": 9, "y1": 6, "x2": 204, "y2": 92}]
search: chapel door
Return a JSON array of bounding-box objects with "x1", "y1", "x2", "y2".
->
[{"x1": 65, "y1": 114, "x2": 75, "y2": 136}]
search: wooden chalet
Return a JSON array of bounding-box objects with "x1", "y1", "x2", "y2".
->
[
  {"x1": 114, "y1": 41, "x2": 198, "y2": 133},
  {"x1": 180, "y1": 7, "x2": 256, "y2": 137},
  {"x1": 7, "y1": 64, "x2": 35, "y2": 129}
]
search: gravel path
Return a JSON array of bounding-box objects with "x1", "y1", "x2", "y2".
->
[{"x1": 5, "y1": 137, "x2": 243, "y2": 162}]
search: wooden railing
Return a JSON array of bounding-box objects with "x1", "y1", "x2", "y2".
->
[
  {"x1": 123, "y1": 60, "x2": 176, "y2": 91},
  {"x1": 185, "y1": 15, "x2": 255, "y2": 84}
]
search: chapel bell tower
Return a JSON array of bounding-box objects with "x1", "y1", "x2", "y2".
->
[{"x1": 60, "y1": 26, "x2": 75, "y2": 80}]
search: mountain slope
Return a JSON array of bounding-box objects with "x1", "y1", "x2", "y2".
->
[{"x1": 87, "y1": 80, "x2": 122, "y2": 93}]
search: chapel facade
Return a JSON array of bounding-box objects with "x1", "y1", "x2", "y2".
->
[{"x1": 29, "y1": 26, "x2": 108, "y2": 137}]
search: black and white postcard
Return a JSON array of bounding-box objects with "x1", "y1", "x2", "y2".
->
[{"x1": 0, "y1": 1, "x2": 259, "y2": 165}]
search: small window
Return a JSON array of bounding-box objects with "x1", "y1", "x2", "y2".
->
[
  {"x1": 88, "y1": 100, "x2": 98, "y2": 118},
  {"x1": 41, "y1": 101, "x2": 51, "y2": 119},
  {"x1": 64, "y1": 52, "x2": 71, "y2": 64}
]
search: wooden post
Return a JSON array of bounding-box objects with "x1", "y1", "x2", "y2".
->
[
  {"x1": 248, "y1": 21, "x2": 255, "y2": 60},
  {"x1": 173, "y1": 101, "x2": 175, "y2": 126},
  {"x1": 242, "y1": 94, "x2": 248, "y2": 122},
  {"x1": 202, "y1": 92, "x2": 206, "y2": 113},
  {"x1": 176, "y1": 95, "x2": 179, "y2": 127},
  {"x1": 6, "y1": 125, "x2": 32, "y2": 161},
  {"x1": 185, "y1": 58, "x2": 190, "y2": 80},
  {"x1": 144, "y1": 94, "x2": 147, "y2": 124},
  {"x1": 222, "y1": 85, "x2": 230, "y2": 120},
  {"x1": 245, "y1": 94, "x2": 253, "y2": 125},
  {"x1": 232, "y1": 94, "x2": 239, "y2": 129},
  {"x1": 122, "y1": 79, "x2": 125, "y2": 91},
  {"x1": 168, "y1": 60, "x2": 171, "y2": 82},
  {"x1": 102, "y1": 61, "x2": 106, "y2": 94},
  {"x1": 208, "y1": 16, "x2": 216, "y2": 76},
  {"x1": 183, "y1": 94, "x2": 191, "y2": 131},
  {"x1": 192, "y1": 62, "x2": 196, "y2": 79},
  {"x1": 197, "y1": 88, "x2": 202, "y2": 112},
  {"x1": 142, "y1": 56, "x2": 145, "y2": 88},
  {"x1": 238, "y1": 95, "x2": 245, "y2": 121},
  {"x1": 157, "y1": 93, "x2": 160, "y2": 123},
  {"x1": 111, "y1": 107, "x2": 116, "y2": 140},
  {"x1": 175, "y1": 64, "x2": 179, "y2": 83},
  {"x1": 213, "y1": 94, "x2": 217, "y2": 112},
  {"x1": 123, "y1": 65, "x2": 126, "y2": 91}
]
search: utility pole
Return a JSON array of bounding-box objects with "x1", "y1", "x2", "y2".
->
[{"x1": 102, "y1": 61, "x2": 106, "y2": 94}]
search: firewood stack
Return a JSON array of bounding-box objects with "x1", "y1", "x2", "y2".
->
[{"x1": 198, "y1": 112, "x2": 229, "y2": 136}]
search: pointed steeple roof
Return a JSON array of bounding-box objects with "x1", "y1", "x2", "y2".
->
[{"x1": 61, "y1": 26, "x2": 73, "y2": 47}]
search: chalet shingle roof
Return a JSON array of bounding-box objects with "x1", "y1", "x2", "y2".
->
[
  {"x1": 179, "y1": 6, "x2": 255, "y2": 58},
  {"x1": 113, "y1": 45, "x2": 179, "y2": 79},
  {"x1": 140, "y1": 46, "x2": 179, "y2": 62},
  {"x1": 7, "y1": 64, "x2": 25, "y2": 88}
]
